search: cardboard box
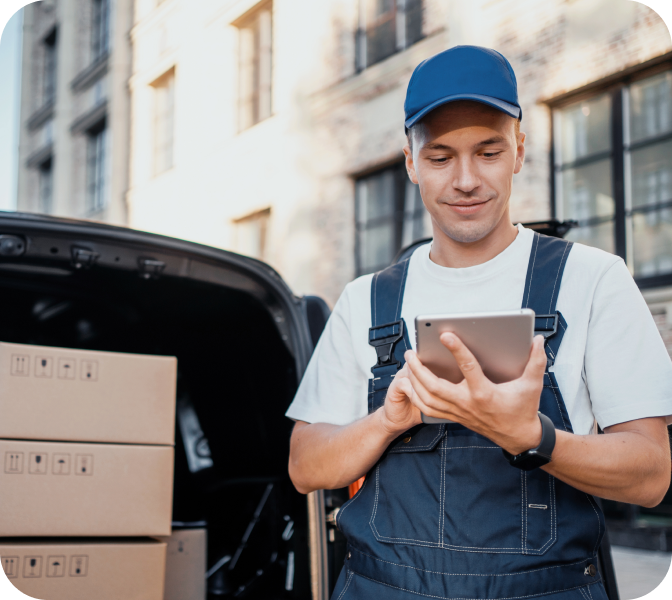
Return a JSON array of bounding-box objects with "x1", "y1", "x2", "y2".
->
[
  {"x1": 0, "y1": 440, "x2": 174, "y2": 537},
  {"x1": 156, "y1": 529, "x2": 207, "y2": 600},
  {"x1": 0, "y1": 538, "x2": 166, "y2": 600},
  {"x1": 0, "y1": 341, "x2": 176, "y2": 445}
]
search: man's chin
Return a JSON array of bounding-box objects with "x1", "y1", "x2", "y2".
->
[{"x1": 440, "y1": 222, "x2": 498, "y2": 244}]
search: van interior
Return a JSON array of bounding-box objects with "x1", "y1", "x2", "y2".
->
[{"x1": 0, "y1": 232, "x2": 313, "y2": 599}]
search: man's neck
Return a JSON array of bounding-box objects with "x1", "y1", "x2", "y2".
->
[{"x1": 429, "y1": 218, "x2": 519, "y2": 269}]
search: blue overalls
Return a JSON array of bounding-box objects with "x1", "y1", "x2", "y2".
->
[{"x1": 333, "y1": 233, "x2": 608, "y2": 600}]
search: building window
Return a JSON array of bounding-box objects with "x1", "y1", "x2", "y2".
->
[
  {"x1": 357, "y1": 0, "x2": 424, "y2": 71},
  {"x1": 355, "y1": 162, "x2": 426, "y2": 275},
  {"x1": 553, "y1": 67, "x2": 672, "y2": 286},
  {"x1": 43, "y1": 28, "x2": 57, "y2": 106},
  {"x1": 233, "y1": 208, "x2": 271, "y2": 260},
  {"x1": 235, "y1": 1, "x2": 272, "y2": 131},
  {"x1": 86, "y1": 121, "x2": 108, "y2": 213},
  {"x1": 38, "y1": 158, "x2": 53, "y2": 214},
  {"x1": 91, "y1": 0, "x2": 110, "y2": 62},
  {"x1": 152, "y1": 68, "x2": 175, "y2": 175}
]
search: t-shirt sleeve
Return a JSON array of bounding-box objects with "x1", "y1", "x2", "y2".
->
[
  {"x1": 585, "y1": 259, "x2": 672, "y2": 428},
  {"x1": 285, "y1": 283, "x2": 370, "y2": 426}
]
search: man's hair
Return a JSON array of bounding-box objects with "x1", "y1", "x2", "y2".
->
[{"x1": 407, "y1": 117, "x2": 521, "y2": 151}]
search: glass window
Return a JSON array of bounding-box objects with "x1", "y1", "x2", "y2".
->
[
  {"x1": 39, "y1": 158, "x2": 53, "y2": 214},
  {"x1": 43, "y1": 29, "x2": 57, "y2": 106},
  {"x1": 355, "y1": 163, "x2": 426, "y2": 275},
  {"x1": 86, "y1": 122, "x2": 108, "y2": 213},
  {"x1": 152, "y1": 69, "x2": 175, "y2": 175},
  {"x1": 357, "y1": 0, "x2": 424, "y2": 70},
  {"x1": 233, "y1": 208, "x2": 271, "y2": 260},
  {"x1": 554, "y1": 68, "x2": 672, "y2": 284},
  {"x1": 92, "y1": 0, "x2": 110, "y2": 62},
  {"x1": 236, "y1": 2, "x2": 273, "y2": 131}
]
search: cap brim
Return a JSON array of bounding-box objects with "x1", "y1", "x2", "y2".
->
[{"x1": 405, "y1": 93, "x2": 521, "y2": 128}]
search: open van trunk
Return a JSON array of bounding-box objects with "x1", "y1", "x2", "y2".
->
[{"x1": 0, "y1": 213, "x2": 330, "y2": 600}]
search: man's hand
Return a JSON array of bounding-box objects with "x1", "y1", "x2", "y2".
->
[
  {"x1": 404, "y1": 333, "x2": 548, "y2": 455},
  {"x1": 378, "y1": 364, "x2": 424, "y2": 437}
]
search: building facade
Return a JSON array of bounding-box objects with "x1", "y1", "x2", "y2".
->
[
  {"x1": 125, "y1": 0, "x2": 672, "y2": 321},
  {"x1": 16, "y1": 0, "x2": 133, "y2": 225}
]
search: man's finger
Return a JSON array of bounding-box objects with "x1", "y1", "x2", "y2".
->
[
  {"x1": 521, "y1": 335, "x2": 547, "y2": 382},
  {"x1": 404, "y1": 350, "x2": 459, "y2": 399},
  {"x1": 440, "y1": 332, "x2": 488, "y2": 391}
]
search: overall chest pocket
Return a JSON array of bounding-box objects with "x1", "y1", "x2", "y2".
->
[{"x1": 371, "y1": 425, "x2": 557, "y2": 554}]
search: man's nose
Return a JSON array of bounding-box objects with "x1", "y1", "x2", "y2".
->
[{"x1": 453, "y1": 156, "x2": 481, "y2": 194}]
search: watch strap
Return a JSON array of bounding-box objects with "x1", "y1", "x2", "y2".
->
[{"x1": 502, "y1": 412, "x2": 556, "y2": 471}]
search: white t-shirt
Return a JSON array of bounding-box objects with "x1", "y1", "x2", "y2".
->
[{"x1": 286, "y1": 225, "x2": 672, "y2": 435}]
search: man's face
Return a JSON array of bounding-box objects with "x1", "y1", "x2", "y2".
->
[{"x1": 404, "y1": 101, "x2": 525, "y2": 244}]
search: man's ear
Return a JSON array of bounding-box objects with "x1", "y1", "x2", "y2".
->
[
  {"x1": 514, "y1": 131, "x2": 526, "y2": 174},
  {"x1": 404, "y1": 143, "x2": 419, "y2": 184}
]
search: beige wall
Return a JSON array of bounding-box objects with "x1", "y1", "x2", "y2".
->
[{"x1": 126, "y1": 0, "x2": 670, "y2": 306}]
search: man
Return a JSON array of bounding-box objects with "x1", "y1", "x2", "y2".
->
[{"x1": 286, "y1": 46, "x2": 672, "y2": 599}]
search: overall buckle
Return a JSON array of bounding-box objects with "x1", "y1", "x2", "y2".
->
[
  {"x1": 369, "y1": 320, "x2": 404, "y2": 368},
  {"x1": 535, "y1": 313, "x2": 559, "y2": 369},
  {"x1": 534, "y1": 313, "x2": 559, "y2": 339}
]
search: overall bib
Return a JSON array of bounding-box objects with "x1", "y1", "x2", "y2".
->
[{"x1": 333, "y1": 233, "x2": 608, "y2": 600}]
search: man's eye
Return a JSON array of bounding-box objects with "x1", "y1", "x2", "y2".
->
[
  {"x1": 429, "y1": 157, "x2": 448, "y2": 163},
  {"x1": 482, "y1": 152, "x2": 502, "y2": 158}
]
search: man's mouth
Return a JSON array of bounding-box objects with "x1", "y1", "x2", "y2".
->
[{"x1": 445, "y1": 199, "x2": 491, "y2": 215}]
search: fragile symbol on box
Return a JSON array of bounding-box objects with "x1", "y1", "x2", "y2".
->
[
  {"x1": 69, "y1": 555, "x2": 88, "y2": 577},
  {"x1": 58, "y1": 358, "x2": 77, "y2": 379},
  {"x1": 35, "y1": 356, "x2": 53, "y2": 378},
  {"x1": 10, "y1": 354, "x2": 30, "y2": 376},
  {"x1": 47, "y1": 556, "x2": 66, "y2": 577},
  {"x1": 29, "y1": 453, "x2": 48, "y2": 475},
  {"x1": 52, "y1": 453, "x2": 71, "y2": 475},
  {"x1": 75, "y1": 454, "x2": 93, "y2": 476},
  {"x1": 81, "y1": 359, "x2": 98, "y2": 381},
  {"x1": 2, "y1": 557, "x2": 19, "y2": 579},
  {"x1": 23, "y1": 556, "x2": 42, "y2": 578},
  {"x1": 4, "y1": 452, "x2": 24, "y2": 474}
]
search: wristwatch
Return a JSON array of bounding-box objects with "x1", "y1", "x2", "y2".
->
[{"x1": 502, "y1": 412, "x2": 556, "y2": 471}]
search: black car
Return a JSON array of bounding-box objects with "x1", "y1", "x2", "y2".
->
[{"x1": 0, "y1": 213, "x2": 617, "y2": 600}]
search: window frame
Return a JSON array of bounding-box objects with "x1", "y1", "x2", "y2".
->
[
  {"x1": 549, "y1": 54, "x2": 672, "y2": 290},
  {"x1": 43, "y1": 27, "x2": 57, "y2": 108},
  {"x1": 85, "y1": 120, "x2": 108, "y2": 214},
  {"x1": 91, "y1": 0, "x2": 111, "y2": 63}
]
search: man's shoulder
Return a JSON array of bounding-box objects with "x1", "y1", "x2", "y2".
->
[{"x1": 564, "y1": 240, "x2": 622, "y2": 280}]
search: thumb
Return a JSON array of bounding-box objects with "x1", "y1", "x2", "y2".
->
[{"x1": 522, "y1": 335, "x2": 547, "y2": 381}]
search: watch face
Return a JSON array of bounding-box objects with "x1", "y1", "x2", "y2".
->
[{"x1": 512, "y1": 450, "x2": 551, "y2": 471}]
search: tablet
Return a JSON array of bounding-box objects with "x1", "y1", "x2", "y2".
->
[{"x1": 414, "y1": 309, "x2": 535, "y2": 424}]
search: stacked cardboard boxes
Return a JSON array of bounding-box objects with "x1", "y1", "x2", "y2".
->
[{"x1": 0, "y1": 341, "x2": 178, "y2": 600}]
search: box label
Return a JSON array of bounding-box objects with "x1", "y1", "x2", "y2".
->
[
  {"x1": 2, "y1": 555, "x2": 90, "y2": 580},
  {"x1": 4, "y1": 451, "x2": 93, "y2": 477}
]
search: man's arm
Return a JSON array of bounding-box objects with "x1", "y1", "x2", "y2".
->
[
  {"x1": 404, "y1": 334, "x2": 671, "y2": 508},
  {"x1": 288, "y1": 365, "x2": 423, "y2": 494}
]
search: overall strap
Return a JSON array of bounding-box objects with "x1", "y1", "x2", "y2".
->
[
  {"x1": 523, "y1": 232, "x2": 573, "y2": 368},
  {"x1": 368, "y1": 259, "x2": 412, "y2": 410}
]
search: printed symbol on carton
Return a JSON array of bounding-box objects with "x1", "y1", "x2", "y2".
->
[
  {"x1": 28, "y1": 453, "x2": 48, "y2": 475},
  {"x1": 46, "y1": 556, "x2": 65, "y2": 578},
  {"x1": 52, "y1": 453, "x2": 71, "y2": 475},
  {"x1": 10, "y1": 354, "x2": 30, "y2": 376},
  {"x1": 35, "y1": 356, "x2": 53, "y2": 378},
  {"x1": 23, "y1": 556, "x2": 42, "y2": 578},
  {"x1": 58, "y1": 358, "x2": 76, "y2": 379},
  {"x1": 69, "y1": 556, "x2": 88, "y2": 577},
  {"x1": 4, "y1": 452, "x2": 24, "y2": 474},
  {"x1": 2, "y1": 557, "x2": 19, "y2": 579},
  {"x1": 80, "y1": 360, "x2": 98, "y2": 381},
  {"x1": 75, "y1": 454, "x2": 93, "y2": 476}
]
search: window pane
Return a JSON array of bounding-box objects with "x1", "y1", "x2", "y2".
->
[
  {"x1": 357, "y1": 170, "x2": 396, "y2": 223},
  {"x1": 405, "y1": 0, "x2": 423, "y2": 46},
  {"x1": 630, "y1": 139, "x2": 672, "y2": 209},
  {"x1": 566, "y1": 221, "x2": 615, "y2": 255},
  {"x1": 360, "y1": 223, "x2": 396, "y2": 273},
  {"x1": 633, "y1": 208, "x2": 672, "y2": 277},
  {"x1": 557, "y1": 94, "x2": 611, "y2": 164},
  {"x1": 365, "y1": 0, "x2": 396, "y2": 66},
  {"x1": 561, "y1": 159, "x2": 614, "y2": 221},
  {"x1": 629, "y1": 71, "x2": 672, "y2": 144}
]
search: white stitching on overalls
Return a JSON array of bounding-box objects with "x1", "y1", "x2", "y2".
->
[
  {"x1": 336, "y1": 570, "x2": 354, "y2": 600},
  {"x1": 353, "y1": 570, "x2": 591, "y2": 600},
  {"x1": 583, "y1": 493, "x2": 602, "y2": 555},
  {"x1": 372, "y1": 272, "x2": 379, "y2": 326},
  {"x1": 523, "y1": 472, "x2": 528, "y2": 553},
  {"x1": 394, "y1": 259, "x2": 410, "y2": 321},
  {"x1": 547, "y1": 379, "x2": 570, "y2": 432},
  {"x1": 338, "y1": 475, "x2": 369, "y2": 531},
  {"x1": 440, "y1": 435, "x2": 446, "y2": 547},
  {"x1": 585, "y1": 584, "x2": 595, "y2": 600},
  {"x1": 531, "y1": 477, "x2": 557, "y2": 553},
  {"x1": 578, "y1": 587, "x2": 590, "y2": 600},
  {"x1": 387, "y1": 426, "x2": 444, "y2": 453},
  {"x1": 548, "y1": 241, "x2": 571, "y2": 315},
  {"x1": 521, "y1": 471, "x2": 525, "y2": 553}
]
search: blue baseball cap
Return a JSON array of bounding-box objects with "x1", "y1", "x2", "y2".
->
[{"x1": 404, "y1": 45, "x2": 522, "y2": 130}]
